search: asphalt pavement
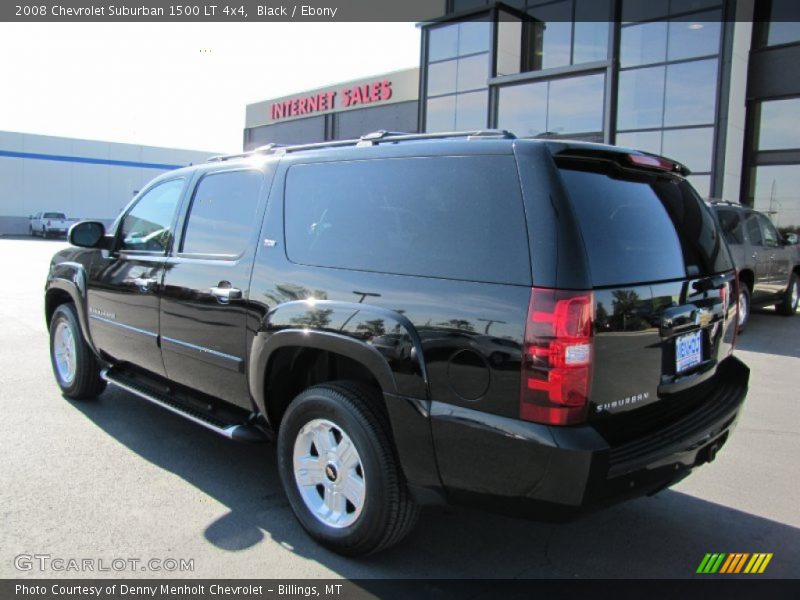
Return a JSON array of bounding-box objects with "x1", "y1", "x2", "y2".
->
[{"x1": 1, "y1": 236, "x2": 798, "y2": 579}]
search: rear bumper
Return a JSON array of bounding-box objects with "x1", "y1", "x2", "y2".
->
[{"x1": 428, "y1": 356, "x2": 749, "y2": 519}]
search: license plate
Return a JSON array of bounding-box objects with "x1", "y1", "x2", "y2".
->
[{"x1": 676, "y1": 330, "x2": 703, "y2": 373}]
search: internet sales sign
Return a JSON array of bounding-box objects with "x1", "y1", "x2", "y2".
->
[{"x1": 270, "y1": 80, "x2": 393, "y2": 120}]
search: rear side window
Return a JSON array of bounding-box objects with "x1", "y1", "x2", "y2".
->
[
  {"x1": 181, "y1": 170, "x2": 263, "y2": 257},
  {"x1": 716, "y1": 209, "x2": 745, "y2": 245},
  {"x1": 557, "y1": 164, "x2": 732, "y2": 286},
  {"x1": 284, "y1": 156, "x2": 530, "y2": 284}
]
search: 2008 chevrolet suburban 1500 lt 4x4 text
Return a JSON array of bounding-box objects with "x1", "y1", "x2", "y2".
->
[{"x1": 45, "y1": 131, "x2": 749, "y2": 556}]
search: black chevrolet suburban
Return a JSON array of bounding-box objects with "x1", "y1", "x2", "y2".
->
[{"x1": 45, "y1": 131, "x2": 749, "y2": 556}]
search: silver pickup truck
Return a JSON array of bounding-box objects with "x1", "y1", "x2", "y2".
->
[
  {"x1": 712, "y1": 202, "x2": 800, "y2": 331},
  {"x1": 29, "y1": 212, "x2": 70, "y2": 238}
]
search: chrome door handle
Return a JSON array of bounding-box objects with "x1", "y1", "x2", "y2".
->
[
  {"x1": 210, "y1": 286, "x2": 242, "y2": 304},
  {"x1": 132, "y1": 277, "x2": 157, "y2": 292}
]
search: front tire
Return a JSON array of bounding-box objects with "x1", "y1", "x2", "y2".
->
[
  {"x1": 49, "y1": 303, "x2": 106, "y2": 399},
  {"x1": 277, "y1": 381, "x2": 418, "y2": 556},
  {"x1": 776, "y1": 273, "x2": 799, "y2": 316}
]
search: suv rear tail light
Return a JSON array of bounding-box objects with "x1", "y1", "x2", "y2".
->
[{"x1": 520, "y1": 288, "x2": 593, "y2": 426}]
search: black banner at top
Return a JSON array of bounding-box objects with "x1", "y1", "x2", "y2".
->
[{"x1": 2, "y1": 0, "x2": 800, "y2": 23}]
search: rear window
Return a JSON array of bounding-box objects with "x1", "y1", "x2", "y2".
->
[
  {"x1": 44, "y1": 212, "x2": 65, "y2": 219},
  {"x1": 557, "y1": 164, "x2": 732, "y2": 286},
  {"x1": 284, "y1": 156, "x2": 530, "y2": 285}
]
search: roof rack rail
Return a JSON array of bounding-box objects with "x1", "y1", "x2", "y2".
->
[
  {"x1": 207, "y1": 143, "x2": 287, "y2": 162},
  {"x1": 273, "y1": 129, "x2": 517, "y2": 154},
  {"x1": 356, "y1": 129, "x2": 516, "y2": 146},
  {"x1": 207, "y1": 129, "x2": 517, "y2": 162}
]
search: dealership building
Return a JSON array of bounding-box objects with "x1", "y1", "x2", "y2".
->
[
  {"x1": 245, "y1": 0, "x2": 800, "y2": 236},
  {"x1": 0, "y1": 131, "x2": 217, "y2": 235}
]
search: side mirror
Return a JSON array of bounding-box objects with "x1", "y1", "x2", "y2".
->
[
  {"x1": 69, "y1": 221, "x2": 106, "y2": 248},
  {"x1": 784, "y1": 233, "x2": 798, "y2": 245}
]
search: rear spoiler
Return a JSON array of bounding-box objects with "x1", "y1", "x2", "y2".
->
[{"x1": 553, "y1": 147, "x2": 691, "y2": 177}]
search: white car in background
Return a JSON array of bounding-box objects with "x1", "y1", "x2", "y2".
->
[{"x1": 29, "y1": 212, "x2": 70, "y2": 238}]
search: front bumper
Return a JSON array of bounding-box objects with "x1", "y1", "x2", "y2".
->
[{"x1": 428, "y1": 356, "x2": 749, "y2": 520}]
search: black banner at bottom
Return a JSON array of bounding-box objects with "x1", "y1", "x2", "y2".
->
[{"x1": 4, "y1": 579, "x2": 800, "y2": 600}]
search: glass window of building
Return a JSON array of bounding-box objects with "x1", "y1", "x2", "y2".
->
[
  {"x1": 621, "y1": 0, "x2": 720, "y2": 22},
  {"x1": 528, "y1": 1, "x2": 573, "y2": 70},
  {"x1": 616, "y1": 1, "x2": 721, "y2": 197},
  {"x1": 617, "y1": 66, "x2": 666, "y2": 130},
  {"x1": 756, "y1": 98, "x2": 800, "y2": 150},
  {"x1": 750, "y1": 165, "x2": 800, "y2": 235},
  {"x1": 667, "y1": 12, "x2": 722, "y2": 61},
  {"x1": 455, "y1": 91, "x2": 489, "y2": 129},
  {"x1": 765, "y1": 0, "x2": 800, "y2": 46},
  {"x1": 426, "y1": 20, "x2": 491, "y2": 132},
  {"x1": 497, "y1": 73, "x2": 604, "y2": 138},
  {"x1": 620, "y1": 21, "x2": 668, "y2": 67},
  {"x1": 426, "y1": 95, "x2": 457, "y2": 132},
  {"x1": 663, "y1": 59, "x2": 718, "y2": 127},
  {"x1": 662, "y1": 127, "x2": 714, "y2": 173},
  {"x1": 483, "y1": 0, "x2": 613, "y2": 75},
  {"x1": 526, "y1": 0, "x2": 611, "y2": 70}
]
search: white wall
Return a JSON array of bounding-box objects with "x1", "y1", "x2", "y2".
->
[{"x1": 0, "y1": 131, "x2": 218, "y2": 234}]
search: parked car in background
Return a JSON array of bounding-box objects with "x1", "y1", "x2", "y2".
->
[
  {"x1": 712, "y1": 201, "x2": 800, "y2": 331},
  {"x1": 30, "y1": 212, "x2": 70, "y2": 238}
]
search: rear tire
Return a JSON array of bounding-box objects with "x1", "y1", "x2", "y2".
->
[
  {"x1": 49, "y1": 303, "x2": 106, "y2": 399},
  {"x1": 776, "y1": 273, "x2": 799, "y2": 316},
  {"x1": 277, "y1": 381, "x2": 419, "y2": 556},
  {"x1": 737, "y1": 283, "x2": 751, "y2": 333}
]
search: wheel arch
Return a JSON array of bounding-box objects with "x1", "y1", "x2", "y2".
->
[
  {"x1": 738, "y1": 268, "x2": 754, "y2": 293},
  {"x1": 251, "y1": 329, "x2": 399, "y2": 430},
  {"x1": 45, "y1": 264, "x2": 98, "y2": 356}
]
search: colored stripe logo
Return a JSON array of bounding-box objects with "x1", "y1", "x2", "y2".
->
[{"x1": 696, "y1": 553, "x2": 773, "y2": 574}]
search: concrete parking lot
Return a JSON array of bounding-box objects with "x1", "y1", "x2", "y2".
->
[{"x1": 1, "y1": 236, "x2": 798, "y2": 579}]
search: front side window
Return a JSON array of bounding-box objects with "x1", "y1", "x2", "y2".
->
[
  {"x1": 181, "y1": 170, "x2": 263, "y2": 257},
  {"x1": 757, "y1": 213, "x2": 780, "y2": 248},
  {"x1": 120, "y1": 179, "x2": 184, "y2": 253},
  {"x1": 746, "y1": 214, "x2": 764, "y2": 246}
]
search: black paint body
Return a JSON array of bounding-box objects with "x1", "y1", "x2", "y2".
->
[{"x1": 45, "y1": 137, "x2": 749, "y2": 517}]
